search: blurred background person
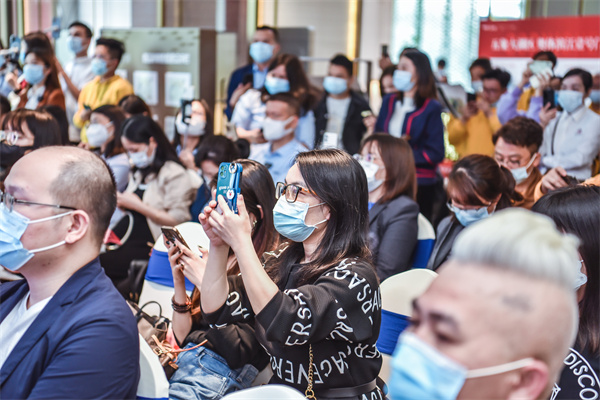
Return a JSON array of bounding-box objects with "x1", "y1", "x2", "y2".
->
[
  {"x1": 427, "y1": 154, "x2": 521, "y2": 270},
  {"x1": 468, "y1": 57, "x2": 492, "y2": 93},
  {"x1": 358, "y1": 134, "x2": 418, "y2": 281},
  {"x1": 17, "y1": 47, "x2": 65, "y2": 110},
  {"x1": 118, "y1": 94, "x2": 151, "y2": 118},
  {"x1": 532, "y1": 185, "x2": 600, "y2": 399},
  {"x1": 172, "y1": 98, "x2": 214, "y2": 172}
]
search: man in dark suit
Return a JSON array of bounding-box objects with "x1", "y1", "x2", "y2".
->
[
  {"x1": 225, "y1": 26, "x2": 281, "y2": 120},
  {"x1": 314, "y1": 54, "x2": 371, "y2": 154},
  {"x1": 0, "y1": 146, "x2": 139, "y2": 399}
]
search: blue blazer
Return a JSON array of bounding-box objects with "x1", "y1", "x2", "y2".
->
[
  {"x1": 225, "y1": 64, "x2": 254, "y2": 120},
  {"x1": 0, "y1": 258, "x2": 140, "y2": 399},
  {"x1": 375, "y1": 94, "x2": 445, "y2": 185}
]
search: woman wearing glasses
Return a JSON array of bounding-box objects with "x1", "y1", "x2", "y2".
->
[
  {"x1": 1, "y1": 109, "x2": 62, "y2": 183},
  {"x1": 427, "y1": 154, "x2": 521, "y2": 271},
  {"x1": 199, "y1": 149, "x2": 383, "y2": 399},
  {"x1": 357, "y1": 134, "x2": 419, "y2": 281}
]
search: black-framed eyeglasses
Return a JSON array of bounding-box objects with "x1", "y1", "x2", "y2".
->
[
  {"x1": 275, "y1": 182, "x2": 316, "y2": 203},
  {"x1": 0, "y1": 190, "x2": 76, "y2": 213}
]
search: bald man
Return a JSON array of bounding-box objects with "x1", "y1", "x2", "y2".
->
[
  {"x1": 390, "y1": 209, "x2": 580, "y2": 400},
  {"x1": 0, "y1": 146, "x2": 139, "y2": 398}
]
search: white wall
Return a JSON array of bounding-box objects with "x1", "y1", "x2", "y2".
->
[{"x1": 78, "y1": 0, "x2": 133, "y2": 33}]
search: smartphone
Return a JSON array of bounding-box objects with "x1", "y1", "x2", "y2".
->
[
  {"x1": 381, "y1": 44, "x2": 389, "y2": 58},
  {"x1": 180, "y1": 99, "x2": 193, "y2": 124},
  {"x1": 216, "y1": 162, "x2": 243, "y2": 214},
  {"x1": 543, "y1": 88, "x2": 556, "y2": 109},
  {"x1": 466, "y1": 92, "x2": 477, "y2": 103},
  {"x1": 361, "y1": 110, "x2": 373, "y2": 118},
  {"x1": 242, "y1": 73, "x2": 253, "y2": 86},
  {"x1": 161, "y1": 226, "x2": 190, "y2": 249}
]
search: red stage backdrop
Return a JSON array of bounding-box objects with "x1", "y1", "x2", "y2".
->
[{"x1": 479, "y1": 16, "x2": 600, "y2": 59}]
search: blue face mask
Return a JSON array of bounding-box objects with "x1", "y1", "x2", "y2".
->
[
  {"x1": 23, "y1": 64, "x2": 46, "y2": 85},
  {"x1": 91, "y1": 58, "x2": 108, "y2": 76},
  {"x1": 447, "y1": 202, "x2": 493, "y2": 227},
  {"x1": 249, "y1": 42, "x2": 274, "y2": 64},
  {"x1": 67, "y1": 36, "x2": 84, "y2": 54},
  {"x1": 471, "y1": 80, "x2": 483, "y2": 93},
  {"x1": 389, "y1": 332, "x2": 534, "y2": 400},
  {"x1": 273, "y1": 197, "x2": 327, "y2": 242},
  {"x1": 323, "y1": 76, "x2": 348, "y2": 95},
  {"x1": 557, "y1": 90, "x2": 584, "y2": 113},
  {"x1": 590, "y1": 89, "x2": 600, "y2": 104},
  {"x1": 509, "y1": 153, "x2": 537, "y2": 185},
  {"x1": 393, "y1": 70, "x2": 414, "y2": 92},
  {"x1": 0, "y1": 203, "x2": 72, "y2": 271},
  {"x1": 264, "y1": 75, "x2": 290, "y2": 95}
]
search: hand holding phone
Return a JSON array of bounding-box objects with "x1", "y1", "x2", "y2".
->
[
  {"x1": 216, "y1": 162, "x2": 243, "y2": 214},
  {"x1": 161, "y1": 226, "x2": 191, "y2": 249}
]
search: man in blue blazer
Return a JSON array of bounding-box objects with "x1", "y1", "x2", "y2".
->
[
  {"x1": 0, "y1": 146, "x2": 140, "y2": 399},
  {"x1": 225, "y1": 26, "x2": 281, "y2": 119}
]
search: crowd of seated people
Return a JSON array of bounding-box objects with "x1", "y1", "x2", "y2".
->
[{"x1": 1, "y1": 22, "x2": 599, "y2": 400}]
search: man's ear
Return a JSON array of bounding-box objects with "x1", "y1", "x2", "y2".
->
[
  {"x1": 64, "y1": 210, "x2": 90, "y2": 244},
  {"x1": 506, "y1": 360, "x2": 549, "y2": 400}
]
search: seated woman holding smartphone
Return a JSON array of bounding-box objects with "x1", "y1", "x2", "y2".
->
[
  {"x1": 166, "y1": 160, "x2": 276, "y2": 399},
  {"x1": 427, "y1": 154, "x2": 522, "y2": 270},
  {"x1": 357, "y1": 134, "x2": 419, "y2": 281},
  {"x1": 199, "y1": 149, "x2": 383, "y2": 399}
]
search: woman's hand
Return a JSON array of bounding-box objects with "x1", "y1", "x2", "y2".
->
[
  {"x1": 166, "y1": 241, "x2": 186, "y2": 284},
  {"x1": 117, "y1": 191, "x2": 145, "y2": 213},
  {"x1": 539, "y1": 102, "x2": 557, "y2": 129},
  {"x1": 199, "y1": 200, "x2": 228, "y2": 248},
  {"x1": 167, "y1": 240, "x2": 208, "y2": 288},
  {"x1": 363, "y1": 115, "x2": 376, "y2": 136},
  {"x1": 207, "y1": 195, "x2": 253, "y2": 252},
  {"x1": 178, "y1": 149, "x2": 196, "y2": 170}
]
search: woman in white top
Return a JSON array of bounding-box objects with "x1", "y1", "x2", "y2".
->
[{"x1": 231, "y1": 53, "x2": 321, "y2": 149}]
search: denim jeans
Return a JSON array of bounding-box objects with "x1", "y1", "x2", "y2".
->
[{"x1": 169, "y1": 343, "x2": 259, "y2": 400}]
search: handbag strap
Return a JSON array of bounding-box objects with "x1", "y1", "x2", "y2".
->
[
  {"x1": 305, "y1": 344, "x2": 316, "y2": 399},
  {"x1": 151, "y1": 335, "x2": 208, "y2": 360},
  {"x1": 139, "y1": 300, "x2": 164, "y2": 319}
]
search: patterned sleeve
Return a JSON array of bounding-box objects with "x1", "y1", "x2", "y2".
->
[
  {"x1": 202, "y1": 274, "x2": 256, "y2": 328},
  {"x1": 255, "y1": 258, "x2": 380, "y2": 347}
]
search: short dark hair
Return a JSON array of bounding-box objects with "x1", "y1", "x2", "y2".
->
[
  {"x1": 563, "y1": 68, "x2": 593, "y2": 92},
  {"x1": 68, "y1": 21, "x2": 93, "y2": 38},
  {"x1": 533, "y1": 51, "x2": 557, "y2": 68},
  {"x1": 469, "y1": 58, "x2": 492, "y2": 73},
  {"x1": 256, "y1": 26, "x2": 279, "y2": 43},
  {"x1": 96, "y1": 38, "x2": 125, "y2": 62},
  {"x1": 438, "y1": 59, "x2": 446, "y2": 68},
  {"x1": 118, "y1": 94, "x2": 150, "y2": 116},
  {"x1": 194, "y1": 135, "x2": 240, "y2": 169},
  {"x1": 0, "y1": 95, "x2": 10, "y2": 116},
  {"x1": 330, "y1": 54, "x2": 353, "y2": 77},
  {"x1": 361, "y1": 134, "x2": 416, "y2": 202},
  {"x1": 266, "y1": 92, "x2": 301, "y2": 117},
  {"x1": 47, "y1": 147, "x2": 117, "y2": 247},
  {"x1": 23, "y1": 31, "x2": 53, "y2": 54},
  {"x1": 482, "y1": 68, "x2": 511, "y2": 89},
  {"x1": 493, "y1": 116, "x2": 543, "y2": 153}
]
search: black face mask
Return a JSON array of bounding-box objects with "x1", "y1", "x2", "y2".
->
[{"x1": 0, "y1": 143, "x2": 32, "y2": 168}]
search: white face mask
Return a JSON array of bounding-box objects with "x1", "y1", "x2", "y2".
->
[
  {"x1": 128, "y1": 145, "x2": 156, "y2": 169},
  {"x1": 358, "y1": 159, "x2": 384, "y2": 192},
  {"x1": 262, "y1": 116, "x2": 295, "y2": 141},
  {"x1": 86, "y1": 122, "x2": 113, "y2": 148},
  {"x1": 575, "y1": 260, "x2": 587, "y2": 290},
  {"x1": 509, "y1": 153, "x2": 537, "y2": 185}
]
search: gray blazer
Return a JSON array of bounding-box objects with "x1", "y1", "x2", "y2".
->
[
  {"x1": 426, "y1": 215, "x2": 465, "y2": 271},
  {"x1": 369, "y1": 195, "x2": 419, "y2": 282}
]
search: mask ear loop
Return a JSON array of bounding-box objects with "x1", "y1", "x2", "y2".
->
[{"x1": 465, "y1": 358, "x2": 535, "y2": 379}]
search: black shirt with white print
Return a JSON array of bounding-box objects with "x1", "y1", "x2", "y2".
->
[
  {"x1": 551, "y1": 345, "x2": 599, "y2": 400},
  {"x1": 202, "y1": 256, "x2": 383, "y2": 399}
]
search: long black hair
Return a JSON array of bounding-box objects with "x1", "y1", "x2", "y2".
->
[
  {"x1": 267, "y1": 149, "x2": 372, "y2": 286},
  {"x1": 121, "y1": 115, "x2": 182, "y2": 180},
  {"x1": 398, "y1": 50, "x2": 438, "y2": 109},
  {"x1": 532, "y1": 185, "x2": 600, "y2": 356}
]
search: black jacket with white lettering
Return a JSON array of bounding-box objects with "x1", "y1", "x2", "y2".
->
[{"x1": 203, "y1": 257, "x2": 382, "y2": 397}]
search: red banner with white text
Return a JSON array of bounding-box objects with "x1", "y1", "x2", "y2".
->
[{"x1": 479, "y1": 16, "x2": 600, "y2": 59}]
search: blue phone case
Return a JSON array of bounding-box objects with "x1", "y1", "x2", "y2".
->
[{"x1": 216, "y1": 162, "x2": 243, "y2": 213}]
